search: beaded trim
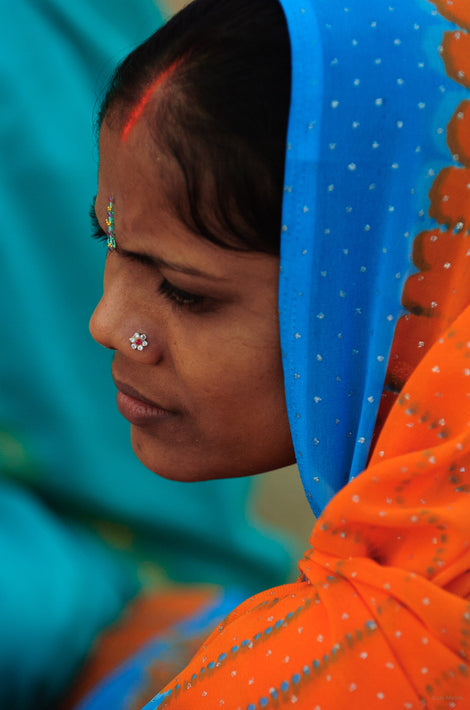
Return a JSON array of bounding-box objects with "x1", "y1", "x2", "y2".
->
[{"x1": 106, "y1": 196, "x2": 116, "y2": 252}]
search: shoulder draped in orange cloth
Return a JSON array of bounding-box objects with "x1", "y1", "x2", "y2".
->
[{"x1": 149, "y1": 306, "x2": 470, "y2": 709}]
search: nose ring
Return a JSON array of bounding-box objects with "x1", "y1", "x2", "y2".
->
[{"x1": 129, "y1": 332, "x2": 148, "y2": 351}]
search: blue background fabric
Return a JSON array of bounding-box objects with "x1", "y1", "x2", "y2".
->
[
  {"x1": 0, "y1": 1, "x2": 292, "y2": 707},
  {"x1": 278, "y1": 0, "x2": 466, "y2": 515},
  {"x1": 73, "y1": 588, "x2": 245, "y2": 710}
]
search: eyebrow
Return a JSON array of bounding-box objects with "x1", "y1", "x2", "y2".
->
[{"x1": 90, "y1": 200, "x2": 227, "y2": 281}]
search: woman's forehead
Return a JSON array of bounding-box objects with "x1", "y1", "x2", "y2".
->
[{"x1": 98, "y1": 120, "x2": 175, "y2": 212}]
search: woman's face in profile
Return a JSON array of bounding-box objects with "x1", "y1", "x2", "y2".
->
[{"x1": 90, "y1": 118, "x2": 295, "y2": 481}]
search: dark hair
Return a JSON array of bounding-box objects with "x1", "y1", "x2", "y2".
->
[{"x1": 100, "y1": 0, "x2": 291, "y2": 255}]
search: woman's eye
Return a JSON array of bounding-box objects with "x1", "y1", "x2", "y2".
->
[{"x1": 158, "y1": 278, "x2": 206, "y2": 309}]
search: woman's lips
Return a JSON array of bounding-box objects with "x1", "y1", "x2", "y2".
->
[{"x1": 114, "y1": 379, "x2": 175, "y2": 426}]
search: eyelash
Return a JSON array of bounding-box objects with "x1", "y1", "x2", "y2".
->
[
  {"x1": 92, "y1": 227, "x2": 107, "y2": 242},
  {"x1": 158, "y1": 279, "x2": 205, "y2": 310},
  {"x1": 90, "y1": 211, "x2": 205, "y2": 311},
  {"x1": 90, "y1": 210, "x2": 108, "y2": 243}
]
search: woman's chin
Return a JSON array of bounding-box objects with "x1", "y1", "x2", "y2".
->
[
  {"x1": 129, "y1": 427, "x2": 218, "y2": 482},
  {"x1": 129, "y1": 425, "x2": 295, "y2": 483}
]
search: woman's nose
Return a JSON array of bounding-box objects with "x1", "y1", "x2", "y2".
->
[{"x1": 89, "y1": 291, "x2": 161, "y2": 364}]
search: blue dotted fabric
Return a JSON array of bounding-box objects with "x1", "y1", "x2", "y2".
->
[{"x1": 278, "y1": 0, "x2": 465, "y2": 515}]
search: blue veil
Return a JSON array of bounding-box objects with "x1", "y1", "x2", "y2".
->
[{"x1": 278, "y1": 0, "x2": 467, "y2": 515}]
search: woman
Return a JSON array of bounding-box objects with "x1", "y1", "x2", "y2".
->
[{"x1": 87, "y1": 0, "x2": 470, "y2": 707}]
